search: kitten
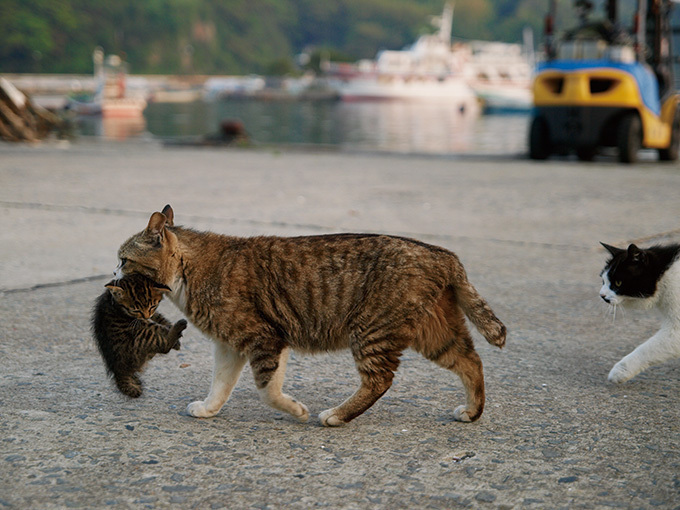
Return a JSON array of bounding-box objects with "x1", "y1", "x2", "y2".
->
[
  {"x1": 600, "y1": 242, "x2": 680, "y2": 383},
  {"x1": 92, "y1": 273, "x2": 188, "y2": 398},
  {"x1": 115, "y1": 205, "x2": 506, "y2": 425}
]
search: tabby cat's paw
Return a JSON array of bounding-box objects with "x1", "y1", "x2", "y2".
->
[
  {"x1": 187, "y1": 400, "x2": 218, "y2": 418},
  {"x1": 608, "y1": 362, "x2": 635, "y2": 384},
  {"x1": 319, "y1": 408, "x2": 346, "y2": 427},
  {"x1": 294, "y1": 402, "x2": 310, "y2": 423},
  {"x1": 453, "y1": 405, "x2": 473, "y2": 422}
]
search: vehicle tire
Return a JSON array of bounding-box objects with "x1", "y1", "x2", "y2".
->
[
  {"x1": 576, "y1": 146, "x2": 597, "y2": 161},
  {"x1": 528, "y1": 116, "x2": 551, "y2": 160},
  {"x1": 617, "y1": 113, "x2": 641, "y2": 164},
  {"x1": 658, "y1": 109, "x2": 680, "y2": 161}
]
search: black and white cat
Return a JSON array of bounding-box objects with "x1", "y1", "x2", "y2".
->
[{"x1": 600, "y1": 242, "x2": 680, "y2": 383}]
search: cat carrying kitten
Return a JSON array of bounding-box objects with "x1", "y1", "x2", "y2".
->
[
  {"x1": 600, "y1": 242, "x2": 680, "y2": 383},
  {"x1": 92, "y1": 273, "x2": 188, "y2": 398},
  {"x1": 115, "y1": 205, "x2": 506, "y2": 425}
]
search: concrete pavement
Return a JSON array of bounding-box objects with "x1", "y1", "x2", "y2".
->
[{"x1": 1, "y1": 140, "x2": 679, "y2": 509}]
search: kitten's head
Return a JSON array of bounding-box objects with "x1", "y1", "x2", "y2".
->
[
  {"x1": 116, "y1": 205, "x2": 180, "y2": 288},
  {"x1": 599, "y1": 243, "x2": 661, "y2": 307},
  {"x1": 105, "y1": 274, "x2": 171, "y2": 319}
]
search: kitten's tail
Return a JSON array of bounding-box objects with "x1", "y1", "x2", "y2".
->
[{"x1": 449, "y1": 263, "x2": 506, "y2": 348}]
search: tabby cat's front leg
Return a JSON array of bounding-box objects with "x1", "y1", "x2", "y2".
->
[
  {"x1": 187, "y1": 342, "x2": 247, "y2": 418},
  {"x1": 251, "y1": 346, "x2": 309, "y2": 422}
]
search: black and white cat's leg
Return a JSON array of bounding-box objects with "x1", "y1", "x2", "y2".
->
[
  {"x1": 187, "y1": 341, "x2": 247, "y2": 418},
  {"x1": 608, "y1": 326, "x2": 680, "y2": 383},
  {"x1": 250, "y1": 346, "x2": 309, "y2": 422}
]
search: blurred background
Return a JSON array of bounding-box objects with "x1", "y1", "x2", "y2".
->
[{"x1": 0, "y1": 0, "x2": 639, "y2": 154}]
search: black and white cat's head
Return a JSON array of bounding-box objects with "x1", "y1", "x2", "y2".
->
[{"x1": 599, "y1": 242, "x2": 680, "y2": 308}]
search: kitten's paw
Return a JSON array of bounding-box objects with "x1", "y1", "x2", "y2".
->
[
  {"x1": 453, "y1": 405, "x2": 473, "y2": 422},
  {"x1": 172, "y1": 340, "x2": 181, "y2": 351},
  {"x1": 175, "y1": 319, "x2": 188, "y2": 333},
  {"x1": 608, "y1": 362, "x2": 635, "y2": 384},
  {"x1": 319, "y1": 408, "x2": 346, "y2": 427},
  {"x1": 187, "y1": 400, "x2": 218, "y2": 418}
]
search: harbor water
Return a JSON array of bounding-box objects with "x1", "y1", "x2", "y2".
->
[{"x1": 74, "y1": 99, "x2": 530, "y2": 156}]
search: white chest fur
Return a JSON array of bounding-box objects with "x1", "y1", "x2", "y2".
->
[{"x1": 169, "y1": 277, "x2": 188, "y2": 314}]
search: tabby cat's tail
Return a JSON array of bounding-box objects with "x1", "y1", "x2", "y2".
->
[{"x1": 451, "y1": 269, "x2": 506, "y2": 348}]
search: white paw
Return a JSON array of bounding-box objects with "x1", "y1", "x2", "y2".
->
[
  {"x1": 319, "y1": 408, "x2": 345, "y2": 427},
  {"x1": 608, "y1": 362, "x2": 635, "y2": 384},
  {"x1": 294, "y1": 402, "x2": 310, "y2": 422},
  {"x1": 187, "y1": 400, "x2": 218, "y2": 418},
  {"x1": 453, "y1": 405, "x2": 472, "y2": 422}
]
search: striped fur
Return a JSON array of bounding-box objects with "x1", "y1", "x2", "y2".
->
[
  {"x1": 91, "y1": 273, "x2": 187, "y2": 398},
  {"x1": 117, "y1": 205, "x2": 506, "y2": 424}
]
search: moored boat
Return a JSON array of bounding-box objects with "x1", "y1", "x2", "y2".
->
[{"x1": 327, "y1": 4, "x2": 478, "y2": 112}]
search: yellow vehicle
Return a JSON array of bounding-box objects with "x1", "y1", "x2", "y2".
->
[{"x1": 529, "y1": 0, "x2": 680, "y2": 163}]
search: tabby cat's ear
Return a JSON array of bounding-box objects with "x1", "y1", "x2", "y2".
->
[
  {"x1": 105, "y1": 281, "x2": 124, "y2": 299},
  {"x1": 600, "y1": 242, "x2": 624, "y2": 257},
  {"x1": 153, "y1": 282, "x2": 172, "y2": 292},
  {"x1": 161, "y1": 204, "x2": 174, "y2": 226},
  {"x1": 146, "y1": 211, "x2": 168, "y2": 245}
]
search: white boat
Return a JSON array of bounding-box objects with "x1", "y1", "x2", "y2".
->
[
  {"x1": 328, "y1": 4, "x2": 478, "y2": 112},
  {"x1": 454, "y1": 37, "x2": 534, "y2": 113},
  {"x1": 67, "y1": 48, "x2": 146, "y2": 117}
]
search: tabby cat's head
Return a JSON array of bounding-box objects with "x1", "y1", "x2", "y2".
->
[
  {"x1": 599, "y1": 243, "x2": 662, "y2": 307},
  {"x1": 116, "y1": 205, "x2": 180, "y2": 288},
  {"x1": 106, "y1": 274, "x2": 171, "y2": 319}
]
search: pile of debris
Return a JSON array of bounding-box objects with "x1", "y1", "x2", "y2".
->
[{"x1": 0, "y1": 77, "x2": 60, "y2": 142}]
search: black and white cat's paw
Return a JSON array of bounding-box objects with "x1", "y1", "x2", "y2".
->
[
  {"x1": 608, "y1": 361, "x2": 637, "y2": 384},
  {"x1": 186, "y1": 400, "x2": 219, "y2": 418}
]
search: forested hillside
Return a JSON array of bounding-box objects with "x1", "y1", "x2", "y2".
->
[{"x1": 1, "y1": 0, "x2": 552, "y2": 75}]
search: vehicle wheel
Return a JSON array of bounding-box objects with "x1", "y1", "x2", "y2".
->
[
  {"x1": 659, "y1": 109, "x2": 680, "y2": 161},
  {"x1": 528, "y1": 116, "x2": 551, "y2": 160},
  {"x1": 617, "y1": 113, "x2": 641, "y2": 164},
  {"x1": 576, "y1": 146, "x2": 597, "y2": 161}
]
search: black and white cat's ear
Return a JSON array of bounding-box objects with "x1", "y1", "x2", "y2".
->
[
  {"x1": 600, "y1": 242, "x2": 624, "y2": 257},
  {"x1": 627, "y1": 244, "x2": 647, "y2": 264},
  {"x1": 161, "y1": 204, "x2": 174, "y2": 226}
]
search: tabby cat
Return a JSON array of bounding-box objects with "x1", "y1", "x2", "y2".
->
[
  {"x1": 600, "y1": 242, "x2": 680, "y2": 383},
  {"x1": 115, "y1": 205, "x2": 506, "y2": 425},
  {"x1": 92, "y1": 273, "x2": 188, "y2": 398}
]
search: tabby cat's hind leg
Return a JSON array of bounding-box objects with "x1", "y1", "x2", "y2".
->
[
  {"x1": 187, "y1": 342, "x2": 246, "y2": 418},
  {"x1": 251, "y1": 347, "x2": 309, "y2": 422},
  {"x1": 428, "y1": 337, "x2": 485, "y2": 422}
]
